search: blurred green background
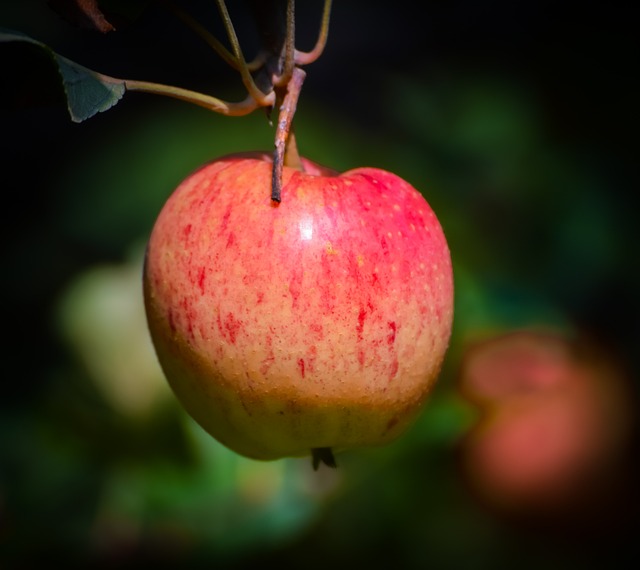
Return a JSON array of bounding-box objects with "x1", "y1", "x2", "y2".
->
[{"x1": 1, "y1": 1, "x2": 638, "y2": 568}]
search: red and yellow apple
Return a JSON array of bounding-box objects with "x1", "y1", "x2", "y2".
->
[{"x1": 143, "y1": 153, "x2": 453, "y2": 464}]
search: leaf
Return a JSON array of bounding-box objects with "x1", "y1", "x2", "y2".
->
[{"x1": 0, "y1": 28, "x2": 125, "y2": 122}]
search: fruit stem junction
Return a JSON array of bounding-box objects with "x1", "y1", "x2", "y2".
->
[{"x1": 112, "y1": 0, "x2": 332, "y2": 202}]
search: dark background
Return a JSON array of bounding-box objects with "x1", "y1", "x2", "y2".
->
[{"x1": 1, "y1": 1, "x2": 638, "y2": 568}]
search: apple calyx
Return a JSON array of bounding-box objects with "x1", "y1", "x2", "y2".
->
[{"x1": 312, "y1": 448, "x2": 337, "y2": 470}]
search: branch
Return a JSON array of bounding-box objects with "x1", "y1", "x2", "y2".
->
[
  {"x1": 295, "y1": 0, "x2": 332, "y2": 65},
  {"x1": 121, "y1": 77, "x2": 271, "y2": 116}
]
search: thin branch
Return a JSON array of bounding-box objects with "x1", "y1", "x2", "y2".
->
[
  {"x1": 275, "y1": 0, "x2": 296, "y2": 86},
  {"x1": 120, "y1": 78, "x2": 272, "y2": 116},
  {"x1": 215, "y1": 0, "x2": 243, "y2": 59},
  {"x1": 246, "y1": 51, "x2": 268, "y2": 72},
  {"x1": 271, "y1": 67, "x2": 306, "y2": 202},
  {"x1": 215, "y1": 0, "x2": 273, "y2": 106},
  {"x1": 295, "y1": 0, "x2": 332, "y2": 65},
  {"x1": 160, "y1": 0, "x2": 239, "y2": 69}
]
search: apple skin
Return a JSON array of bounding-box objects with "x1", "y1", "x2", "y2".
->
[{"x1": 143, "y1": 152, "x2": 453, "y2": 461}]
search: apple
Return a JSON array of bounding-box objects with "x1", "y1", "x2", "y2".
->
[
  {"x1": 458, "y1": 331, "x2": 632, "y2": 515},
  {"x1": 143, "y1": 152, "x2": 454, "y2": 466}
]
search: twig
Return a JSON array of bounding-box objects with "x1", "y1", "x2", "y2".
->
[{"x1": 271, "y1": 67, "x2": 306, "y2": 202}]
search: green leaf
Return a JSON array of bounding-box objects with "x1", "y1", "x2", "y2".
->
[{"x1": 0, "y1": 27, "x2": 125, "y2": 122}]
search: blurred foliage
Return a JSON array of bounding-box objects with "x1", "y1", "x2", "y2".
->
[{"x1": 1, "y1": 1, "x2": 638, "y2": 569}]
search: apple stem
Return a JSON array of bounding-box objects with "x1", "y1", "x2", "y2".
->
[
  {"x1": 312, "y1": 447, "x2": 337, "y2": 470},
  {"x1": 285, "y1": 129, "x2": 303, "y2": 171}
]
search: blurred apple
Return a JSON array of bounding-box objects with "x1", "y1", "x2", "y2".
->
[
  {"x1": 458, "y1": 330, "x2": 631, "y2": 516},
  {"x1": 58, "y1": 246, "x2": 171, "y2": 418}
]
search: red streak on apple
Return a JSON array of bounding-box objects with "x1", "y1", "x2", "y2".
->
[{"x1": 144, "y1": 153, "x2": 454, "y2": 461}]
